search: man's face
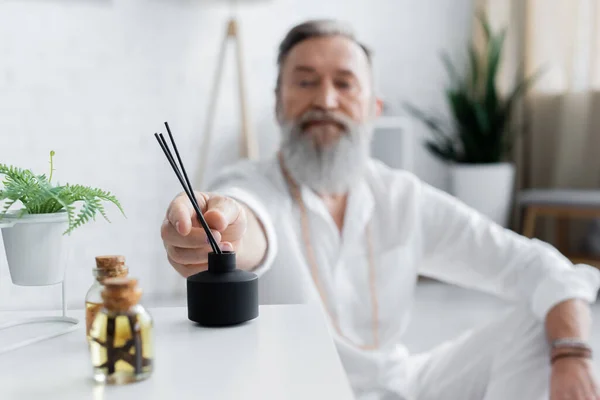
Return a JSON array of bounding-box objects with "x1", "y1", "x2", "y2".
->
[
  {"x1": 275, "y1": 35, "x2": 383, "y2": 194},
  {"x1": 277, "y1": 36, "x2": 382, "y2": 148}
]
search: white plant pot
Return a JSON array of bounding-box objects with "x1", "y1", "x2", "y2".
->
[
  {"x1": 450, "y1": 162, "x2": 516, "y2": 227},
  {"x1": 1, "y1": 212, "x2": 69, "y2": 286}
]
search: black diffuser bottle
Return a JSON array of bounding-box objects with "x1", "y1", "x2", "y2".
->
[
  {"x1": 154, "y1": 121, "x2": 259, "y2": 328},
  {"x1": 187, "y1": 251, "x2": 258, "y2": 326}
]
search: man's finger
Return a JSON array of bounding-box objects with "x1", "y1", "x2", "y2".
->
[
  {"x1": 161, "y1": 219, "x2": 222, "y2": 248},
  {"x1": 166, "y1": 192, "x2": 209, "y2": 235},
  {"x1": 167, "y1": 245, "x2": 212, "y2": 265},
  {"x1": 168, "y1": 255, "x2": 208, "y2": 278},
  {"x1": 220, "y1": 241, "x2": 234, "y2": 252},
  {"x1": 204, "y1": 196, "x2": 242, "y2": 232},
  {"x1": 586, "y1": 379, "x2": 600, "y2": 400},
  {"x1": 571, "y1": 383, "x2": 590, "y2": 400}
]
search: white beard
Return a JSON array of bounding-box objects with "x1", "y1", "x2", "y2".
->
[{"x1": 278, "y1": 109, "x2": 374, "y2": 195}]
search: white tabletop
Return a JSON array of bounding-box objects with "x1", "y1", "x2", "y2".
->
[{"x1": 0, "y1": 305, "x2": 354, "y2": 400}]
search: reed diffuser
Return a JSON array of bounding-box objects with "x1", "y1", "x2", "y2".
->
[
  {"x1": 88, "y1": 277, "x2": 154, "y2": 384},
  {"x1": 154, "y1": 122, "x2": 258, "y2": 326}
]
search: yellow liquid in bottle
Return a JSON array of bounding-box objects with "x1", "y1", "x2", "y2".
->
[
  {"x1": 88, "y1": 306, "x2": 154, "y2": 384},
  {"x1": 85, "y1": 302, "x2": 103, "y2": 339}
]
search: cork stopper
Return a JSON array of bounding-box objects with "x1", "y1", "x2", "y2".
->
[
  {"x1": 95, "y1": 255, "x2": 125, "y2": 270},
  {"x1": 94, "y1": 255, "x2": 128, "y2": 282},
  {"x1": 101, "y1": 277, "x2": 142, "y2": 312}
]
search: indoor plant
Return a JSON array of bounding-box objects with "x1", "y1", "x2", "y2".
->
[
  {"x1": 0, "y1": 151, "x2": 124, "y2": 285},
  {"x1": 405, "y1": 13, "x2": 542, "y2": 227}
]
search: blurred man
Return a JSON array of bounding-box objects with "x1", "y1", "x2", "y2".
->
[{"x1": 161, "y1": 20, "x2": 600, "y2": 400}]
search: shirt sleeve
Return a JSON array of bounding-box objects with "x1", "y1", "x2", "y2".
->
[
  {"x1": 205, "y1": 162, "x2": 278, "y2": 278},
  {"x1": 417, "y1": 181, "x2": 600, "y2": 321}
]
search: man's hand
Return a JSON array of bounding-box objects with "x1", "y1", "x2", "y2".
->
[
  {"x1": 551, "y1": 357, "x2": 600, "y2": 399},
  {"x1": 161, "y1": 191, "x2": 247, "y2": 277}
]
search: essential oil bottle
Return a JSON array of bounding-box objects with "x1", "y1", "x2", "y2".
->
[
  {"x1": 85, "y1": 255, "x2": 129, "y2": 339},
  {"x1": 88, "y1": 277, "x2": 154, "y2": 384}
]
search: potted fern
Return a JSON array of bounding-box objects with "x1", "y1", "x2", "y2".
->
[
  {"x1": 404, "y1": 13, "x2": 542, "y2": 227},
  {"x1": 0, "y1": 151, "x2": 124, "y2": 286}
]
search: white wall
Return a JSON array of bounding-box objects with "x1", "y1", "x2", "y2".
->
[{"x1": 0, "y1": 0, "x2": 473, "y2": 310}]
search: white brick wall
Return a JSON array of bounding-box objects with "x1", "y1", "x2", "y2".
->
[{"x1": 0, "y1": 0, "x2": 472, "y2": 310}]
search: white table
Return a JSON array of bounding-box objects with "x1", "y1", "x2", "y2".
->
[{"x1": 0, "y1": 305, "x2": 354, "y2": 400}]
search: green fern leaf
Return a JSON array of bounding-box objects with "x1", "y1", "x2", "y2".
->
[
  {"x1": 66, "y1": 196, "x2": 100, "y2": 234},
  {"x1": 64, "y1": 185, "x2": 125, "y2": 217},
  {"x1": 64, "y1": 203, "x2": 76, "y2": 234},
  {"x1": 0, "y1": 198, "x2": 17, "y2": 218},
  {"x1": 97, "y1": 203, "x2": 111, "y2": 223},
  {"x1": 1, "y1": 157, "x2": 124, "y2": 234}
]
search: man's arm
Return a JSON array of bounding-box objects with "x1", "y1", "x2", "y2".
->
[
  {"x1": 416, "y1": 181, "x2": 600, "y2": 322},
  {"x1": 235, "y1": 202, "x2": 268, "y2": 271},
  {"x1": 413, "y1": 180, "x2": 600, "y2": 398},
  {"x1": 546, "y1": 299, "x2": 591, "y2": 344},
  {"x1": 546, "y1": 299, "x2": 599, "y2": 399}
]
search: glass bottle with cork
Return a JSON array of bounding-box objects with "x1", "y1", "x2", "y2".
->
[
  {"x1": 85, "y1": 255, "x2": 129, "y2": 339},
  {"x1": 88, "y1": 277, "x2": 154, "y2": 384}
]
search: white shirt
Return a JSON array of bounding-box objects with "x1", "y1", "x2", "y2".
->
[{"x1": 208, "y1": 156, "x2": 600, "y2": 398}]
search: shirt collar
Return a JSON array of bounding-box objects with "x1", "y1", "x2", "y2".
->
[{"x1": 299, "y1": 171, "x2": 375, "y2": 244}]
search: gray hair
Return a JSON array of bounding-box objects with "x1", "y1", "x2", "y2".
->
[
  {"x1": 278, "y1": 109, "x2": 373, "y2": 194},
  {"x1": 275, "y1": 19, "x2": 373, "y2": 92}
]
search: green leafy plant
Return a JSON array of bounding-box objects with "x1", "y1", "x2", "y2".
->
[
  {"x1": 0, "y1": 151, "x2": 125, "y2": 234},
  {"x1": 404, "y1": 13, "x2": 543, "y2": 164}
]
